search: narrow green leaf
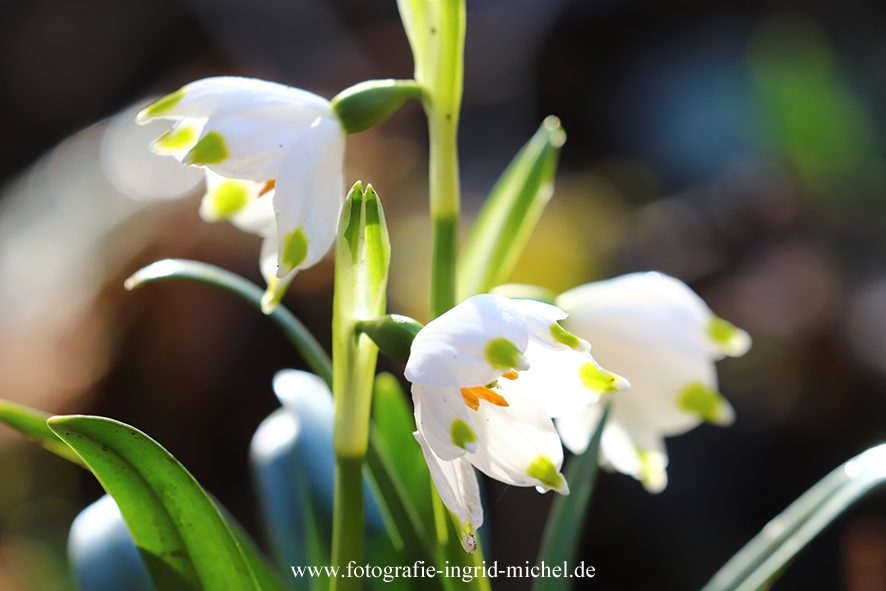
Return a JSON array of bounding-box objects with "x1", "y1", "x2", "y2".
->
[
  {"x1": 221, "y1": 506, "x2": 293, "y2": 591},
  {"x1": 48, "y1": 415, "x2": 260, "y2": 591},
  {"x1": 371, "y1": 373, "x2": 436, "y2": 541},
  {"x1": 364, "y1": 437, "x2": 440, "y2": 584},
  {"x1": 458, "y1": 117, "x2": 566, "y2": 300},
  {"x1": 0, "y1": 398, "x2": 85, "y2": 466},
  {"x1": 702, "y1": 444, "x2": 886, "y2": 591},
  {"x1": 125, "y1": 259, "x2": 332, "y2": 387},
  {"x1": 533, "y1": 401, "x2": 611, "y2": 591}
]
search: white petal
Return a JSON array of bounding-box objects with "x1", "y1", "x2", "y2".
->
[
  {"x1": 199, "y1": 171, "x2": 267, "y2": 223},
  {"x1": 597, "y1": 338, "x2": 718, "y2": 436},
  {"x1": 467, "y1": 387, "x2": 569, "y2": 494},
  {"x1": 555, "y1": 404, "x2": 604, "y2": 455},
  {"x1": 414, "y1": 431, "x2": 483, "y2": 553},
  {"x1": 137, "y1": 77, "x2": 330, "y2": 124},
  {"x1": 558, "y1": 272, "x2": 708, "y2": 321},
  {"x1": 273, "y1": 115, "x2": 346, "y2": 277},
  {"x1": 187, "y1": 108, "x2": 326, "y2": 181},
  {"x1": 558, "y1": 272, "x2": 742, "y2": 360},
  {"x1": 148, "y1": 117, "x2": 206, "y2": 159},
  {"x1": 599, "y1": 423, "x2": 669, "y2": 493},
  {"x1": 405, "y1": 294, "x2": 530, "y2": 388},
  {"x1": 511, "y1": 299, "x2": 589, "y2": 352},
  {"x1": 230, "y1": 192, "x2": 276, "y2": 236},
  {"x1": 412, "y1": 384, "x2": 477, "y2": 461},
  {"x1": 513, "y1": 343, "x2": 625, "y2": 418},
  {"x1": 259, "y1": 230, "x2": 298, "y2": 313}
]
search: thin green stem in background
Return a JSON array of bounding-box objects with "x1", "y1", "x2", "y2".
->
[{"x1": 125, "y1": 259, "x2": 333, "y2": 387}]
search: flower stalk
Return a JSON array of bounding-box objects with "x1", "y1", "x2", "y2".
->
[{"x1": 330, "y1": 182, "x2": 391, "y2": 590}]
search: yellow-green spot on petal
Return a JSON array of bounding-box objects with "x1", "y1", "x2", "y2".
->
[
  {"x1": 261, "y1": 277, "x2": 289, "y2": 314},
  {"x1": 579, "y1": 362, "x2": 628, "y2": 393},
  {"x1": 450, "y1": 419, "x2": 477, "y2": 450},
  {"x1": 152, "y1": 125, "x2": 196, "y2": 153},
  {"x1": 485, "y1": 338, "x2": 527, "y2": 371},
  {"x1": 677, "y1": 382, "x2": 728, "y2": 425},
  {"x1": 142, "y1": 88, "x2": 185, "y2": 119},
  {"x1": 710, "y1": 316, "x2": 738, "y2": 345},
  {"x1": 184, "y1": 132, "x2": 228, "y2": 165},
  {"x1": 281, "y1": 227, "x2": 309, "y2": 272},
  {"x1": 637, "y1": 448, "x2": 667, "y2": 493},
  {"x1": 212, "y1": 181, "x2": 250, "y2": 219},
  {"x1": 550, "y1": 322, "x2": 582, "y2": 349},
  {"x1": 526, "y1": 455, "x2": 564, "y2": 491},
  {"x1": 709, "y1": 315, "x2": 751, "y2": 356}
]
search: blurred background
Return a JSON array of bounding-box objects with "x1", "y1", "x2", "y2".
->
[{"x1": 2, "y1": 0, "x2": 886, "y2": 589}]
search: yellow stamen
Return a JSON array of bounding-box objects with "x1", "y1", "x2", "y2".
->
[
  {"x1": 502, "y1": 370, "x2": 519, "y2": 380},
  {"x1": 260, "y1": 179, "x2": 276, "y2": 195},
  {"x1": 461, "y1": 386, "x2": 509, "y2": 411}
]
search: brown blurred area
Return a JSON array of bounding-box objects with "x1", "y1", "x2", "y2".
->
[{"x1": 3, "y1": 0, "x2": 886, "y2": 589}]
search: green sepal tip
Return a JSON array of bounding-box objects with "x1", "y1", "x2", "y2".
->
[
  {"x1": 355, "y1": 314, "x2": 424, "y2": 364},
  {"x1": 332, "y1": 79, "x2": 422, "y2": 134}
]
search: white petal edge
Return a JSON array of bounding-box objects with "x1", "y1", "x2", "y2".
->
[
  {"x1": 405, "y1": 294, "x2": 530, "y2": 388},
  {"x1": 414, "y1": 431, "x2": 483, "y2": 553}
]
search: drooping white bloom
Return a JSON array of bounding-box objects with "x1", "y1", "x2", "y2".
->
[
  {"x1": 405, "y1": 294, "x2": 628, "y2": 551},
  {"x1": 137, "y1": 77, "x2": 346, "y2": 311},
  {"x1": 554, "y1": 272, "x2": 751, "y2": 493}
]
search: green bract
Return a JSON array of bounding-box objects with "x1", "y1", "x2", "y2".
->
[
  {"x1": 332, "y1": 79, "x2": 422, "y2": 135},
  {"x1": 459, "y1": 117, "x2": 566, "y2": 300}
]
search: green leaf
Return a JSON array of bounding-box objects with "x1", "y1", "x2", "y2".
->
[
  {"x1": 533, "y1": 401, "x2": 610, "y2": 591},
  {"x1": 371, "y1": 373, "x2": 436, "y2": 542},
  {"x1": 221, "y1": 505, "x2": 293, "y2": 591},
  {"x1": 48, "y1": 415, "x2": 261, "y2": 591},
  {"x1": 0, "y1": 398, "x2": 85, "y2": 466},
  {"x1": 458, "y1": 117, "x2": 566, "y2": 301},
  {"x1": 702, "y1": 444, "x2": 886, "y2": 591},
  {"x1": 125, "y1": 259, "x2": 332, "y2": 387}
]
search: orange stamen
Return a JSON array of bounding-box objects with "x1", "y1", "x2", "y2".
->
[
  {"x1": 260, "y1": 180, "x2": 276, "y2": 195},
  {"x1": 502, "y1": 370, "x2": 519, "y2": 380},
  {"x1": 461, "y1": 386, "x2": 509, "y2": 411}
]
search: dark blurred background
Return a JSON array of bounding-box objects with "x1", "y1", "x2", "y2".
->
[{"x1": 3, "y1": 0, "x2": 886, "y2": 589}]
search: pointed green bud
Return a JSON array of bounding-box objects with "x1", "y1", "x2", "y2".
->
[
  {"x1": 331, "y1": 79, "x2": 422, "y2": 134},
  {"x1": 355, "y1": 314, "x2": 424, "y2": 364}
]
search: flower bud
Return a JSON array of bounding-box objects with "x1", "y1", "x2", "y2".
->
[
  {"x1": 332, "y1": 79, "x2": 422, "y2": 134},
  {"x1": 355, "y1": 314, "x2": 424, "y2": 363}
]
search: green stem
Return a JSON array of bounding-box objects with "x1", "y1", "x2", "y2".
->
[
  {"x1": 431, "y1": 214, "x2": 458, "y2": 318},
  {"x1": 425, "y1": 0, "x2": 465, "y2": 319},
  {"x1": 124, "y1": 259, "x2": 333, "y2": 387},
  {"x1": 332, "y1": 457, "x2": 365, "y2": 591}
]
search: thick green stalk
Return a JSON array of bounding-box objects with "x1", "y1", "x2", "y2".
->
[
  {"x1": 330, "y1": 184, "x2": 390, "y2": 591},
  {"x1": 332, "y1": 457, "x2": 365, "y2": 590},
  {"x1": 425, "y1": 0, "x2": 465, "y2": 318}
]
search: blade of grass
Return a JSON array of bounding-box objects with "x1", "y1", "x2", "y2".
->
[{"x1": 702, "y1": 444, "x2": 886, "y2": 591}]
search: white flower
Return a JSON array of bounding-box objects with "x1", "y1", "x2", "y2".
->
[
  {"x1": 137, "y1": 77, "x2": 346, "y2": 311},
  {"x1": 554, "y1": 272, "x2": 751, "y2": 493},
  {"x1": 404, "y1": 294, "x2": 628, "y2": 551}
]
